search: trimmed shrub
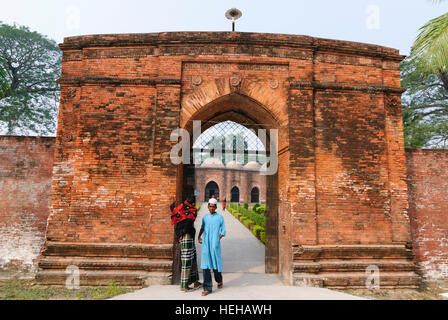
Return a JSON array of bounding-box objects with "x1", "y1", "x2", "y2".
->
[
  {"x1": 253, "y1": 203, "x2": 260, "y2": 212},
  {"x1": 245, "y1": 210, "x2": 265, "y2": 228},
  {"x1": 260, "y1": 232, "x2": 266, "y2": 244},
  {"x1": 244, "y1": 219, "x2": 254, "y2": 228},
  {"x1": 233, "y1": 203, "x2": 266, "y2": 228},
  {"x1": 255, "y1": 205, "x2": 267, "y2": 215},
  {"x1": 244, "y1": 203, "x2": 249, "y2": 209},
  {"x1": 252, "y1": 225, "x2": 265, "y2": 238}
]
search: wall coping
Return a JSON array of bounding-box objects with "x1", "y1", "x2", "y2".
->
[
  {"x1": 0, "y1": 135, "x2": 56, "y2": 140},
  {"x1": 60, "y1": 31, "x2": 404, "y2": 61}
]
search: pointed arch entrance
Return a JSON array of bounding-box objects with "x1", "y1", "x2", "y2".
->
[
  {"x1": 231, "y1": 186, "x2": 240, "y2": 203},
  {"x1": 175, "y1": 92, "x2": 285, "y2": 282},
  {"x1": 251, "y1": 187, "x2": 260, "y2": 203},
  {"x1": 204, "y1": 181, "x2": 220, "y2": 201}
]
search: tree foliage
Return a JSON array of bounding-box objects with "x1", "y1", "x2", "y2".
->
[
  {"x1": 404, "y1": 1, "x2": 448, "y2": 148},
  {"x1": 0, "y1": 22, "x2": 61, "y2": 136},
  {"x1": 0, "y1": 57, "x2": 11, "y2": 98},
  {"x1": 401, "y1": 55, "x2": 448, "y2": 148},
  {"x1": 411, "y1": 10, "x2": 448, "y2": 76}
]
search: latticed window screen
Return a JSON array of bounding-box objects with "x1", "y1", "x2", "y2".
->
[{"x1": 193, "y1": 121, "x2": 267, "y2": 166}]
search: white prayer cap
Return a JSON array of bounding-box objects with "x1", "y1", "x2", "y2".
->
[{"x1": 208, "y1": 198, "x2": 218, "y2": 205}]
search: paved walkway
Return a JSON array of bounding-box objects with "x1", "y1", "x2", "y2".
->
[{"x1": 111, "y1": 204, "x2": 364, "y2": 300}]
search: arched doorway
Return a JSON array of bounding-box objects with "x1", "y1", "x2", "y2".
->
[
  {"x1": 177, "y1": 93, "x2": 282, "y2": 278},
  {"x1": 204, "y1": 181, "x2": 219, "y2": 201},
  {"x1": 251, "y1": 187, "x2": 260, "y2": 203},
  {"x1": 231, "y1": 186, "x2": 240, "y2": 203}
]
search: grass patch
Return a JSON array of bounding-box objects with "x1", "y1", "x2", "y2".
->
[
  {"x1": 0, "y1": 278, "x2": 135, "y2": 300},
  {"x1": 337, "y1": 285, "x2": 448, "y2": 300}
]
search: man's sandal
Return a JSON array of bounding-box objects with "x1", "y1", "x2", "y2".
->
[
  {"x1": 201, "y1": 291, "x2": 211, "y2": 296},
  {"x1": 217, "y1": 282, "x2": 223, "y2": 289}
]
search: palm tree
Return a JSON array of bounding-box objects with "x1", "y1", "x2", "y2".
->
[{"x1": 411, "y1": 0, "x2": 448, "y2": 79}]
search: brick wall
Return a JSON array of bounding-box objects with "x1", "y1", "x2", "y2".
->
[
  {"x1": 406, "y1": 149, "x2": 448, "y2": 282},
  {"x1": 0, "y1": 136, "x2": 55, "y2": 273}
]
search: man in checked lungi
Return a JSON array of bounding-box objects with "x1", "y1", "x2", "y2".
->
[{"x1": 170, "y1": 197, "x2": 202, "y2": 292}]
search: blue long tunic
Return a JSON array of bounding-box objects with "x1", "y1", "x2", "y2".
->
[{"x1": 200, "y1": 213, "x2": 226, "y2": 272}]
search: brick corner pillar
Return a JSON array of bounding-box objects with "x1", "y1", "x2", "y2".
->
[{"x1": 384, "y1": 93, "x2": 412, "y2": 245}]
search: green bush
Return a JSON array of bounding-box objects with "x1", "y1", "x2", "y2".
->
[
  {"x1": 253, "y1": 203, "x2": 260, "y2": 212},
  {"x1": 252, "y1": 225, "x2": 265, "y2": 237},
  {"x1": 260, "y1": 232, "x2": 266, "y2": 244},
  {"x1": 232, "y1": 203, "x2": 266, "y2": 228},
  {"x1": 245, "y1": 210, "x2": 265, "y2": 228},
  {"x1": 244, "y1": 219, "x2": 254, "y2": 228},
  {"x1": 244, "y1": 203, "x2": 249, "y2": 209},
  {"x1": 255, "y1": 205, "x2": 267, "y2": 215}
]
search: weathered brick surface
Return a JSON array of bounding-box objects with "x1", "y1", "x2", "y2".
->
[
  {"x1": 32, "y1": 32, "x2": 419, "y2": 287},
  {"x1": 406, "y1": 150, "x2": 448, "y2": 282},
  {"x1": 0, "y1": 136, "x2": 55, "y2": 273}
]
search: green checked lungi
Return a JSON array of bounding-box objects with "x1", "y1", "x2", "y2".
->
[{"x1": 180, "y1": 233, "x2": 199, "y2": 289}]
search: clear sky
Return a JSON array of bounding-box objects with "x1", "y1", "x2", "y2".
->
[{"x1": 1, "y1": 0, "x2": 448, "y2": 56}]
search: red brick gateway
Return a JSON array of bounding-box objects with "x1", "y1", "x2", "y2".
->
[{"x1": 35, "y1": 32, "x2": 422, "y2": 288}]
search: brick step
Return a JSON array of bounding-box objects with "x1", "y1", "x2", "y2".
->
[
  {"x1": 35, "y1": 270, "x2": 171, "y2": 287},
  {"x1": 293, "y1": 272, "x2": 421, "y2": 289},
  {"x1": 38, "y1": 257, "x2": 172, "y2": 272},
  {"x1": 41, "y1": 242, "x2": 172, "y2": 259},
  {"x1": 292, "y1": 245, "x2": 414, "y2": 260},
  {"x1": 293, "y1": 260, "x2": 418, "y2": 273}
]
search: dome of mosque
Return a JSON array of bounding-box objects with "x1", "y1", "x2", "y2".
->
[
  {"x1": 243, "y1": 161, "x2": 261, "y2": 170},
  {"x1": 201, "y1": 158, "x2": 225, "y2": 168},
  {"x1": 226, "y1": 160, "x2": 243, "y2": 169}
]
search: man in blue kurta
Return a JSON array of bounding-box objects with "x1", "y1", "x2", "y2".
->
[{"x1": 198, "y1": 197, "x2": 226, "y2": 296}]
